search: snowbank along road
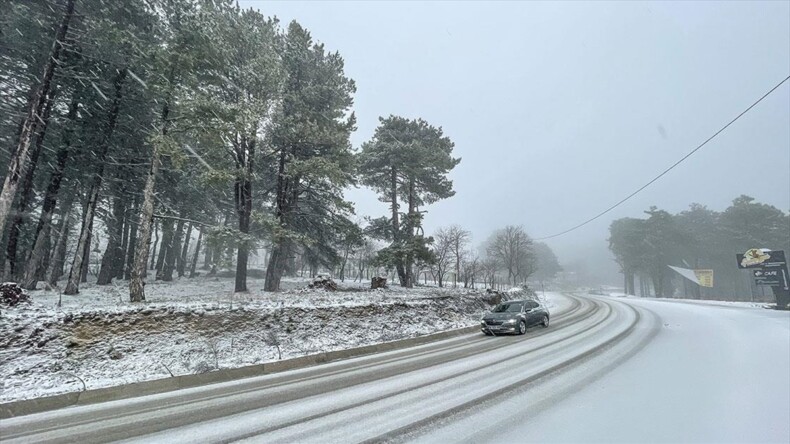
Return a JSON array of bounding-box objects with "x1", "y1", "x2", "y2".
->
[{"x1": 2, "y1": 293, "x2": 788, "y2": 443}]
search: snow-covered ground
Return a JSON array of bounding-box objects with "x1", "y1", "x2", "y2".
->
[
  {"x1": 607, "y1": 292, "x2": 772, "y2": 309},
  {"x1": 1, "y1": 276, "x2": 510, "y2": 403},
  {"x1": 419, "y1": 295, "x2": 790, "y2": 443},
  {"x1": 3, "y1": 292, "x2": 787, "y2": 443}
]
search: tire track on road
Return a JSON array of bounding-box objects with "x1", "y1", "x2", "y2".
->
[
  {"x1": 5, "y1": 294, "x2": 614, "y2": 444},
  {"x1": 246, "y1": 297, "x2": 628, "y2": 444}
]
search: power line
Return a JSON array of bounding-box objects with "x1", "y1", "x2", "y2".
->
[{"x1": 535, "y1": 74, "x2": 790, "y2": 241}]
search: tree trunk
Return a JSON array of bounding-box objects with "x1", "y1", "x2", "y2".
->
[
  {"x1": 96, "y1": 194, "x2": 125, "y2": 285},
  {"x1": 149, "y1": 220, "x2": 158, "y2": 270},
  {"x1": 202, "y1": 240, "x2": 212, "y2": 270},
  {"x1": 265, "y1": 246, "x2": 282, "y2": 291},
  {"x1": 454, "y1": 250, "x2": 461, "y2": 289},
  {"x1": 130, "y1": 151, "x2": 168, "y2": 302},
  {"x1": 5, "y1": 88, "x2": 57, "y2": 279},
  {"x1": 651, "y1": 269, "x2": 662, "y2": 298},
  {"x1": 389, "y1": 167, "x2": 407, "y2": 287},
  {"x1": 47, "y1": 195, "x2": 75, "y2": 286},
  {"x1": 264, "y1": 146, "x2": 290, "y2": 292},
  {"x1": 281, "y1": 179, "x2": 299, "y2": 280},
  {"x1": 234, "y1": 133, "x2": 255, "y2": 292},
  {"x1": 79, "y1": 222, "x2": 91, "y2": 283},
  {"x1": 235, "y1": 178, "x2": 251, "y2": 292},
  {"x1": 20, "y1": 97, "x2": 79, "y2": 290},
  {"x1": 339, "y1": 248, "x2": 349, "y2": 282},
  {"x1": 155, "y1": 217, "x2": 173, "y2": 275},
  {"x1": 265, "y1": 241, "x2": 289, "y2": 292},
  {"x1": 37, "y1": 230, "x2": 52, "y2": 282},
  {"x1": 62, "y1": 190, "x2": 91, "y2": 293},
  {"x1": 189, "y1": 229, "x2": 202, "y2": 278},
  {"x1": 124, "y1": 201, "x2": 138, "y2": 280},
  {"x1": 623, "y1": 271, "x2": 628, "y2": 296},
  {"x1": 0, "y1": 0, "x2": 74, "y2": 233},
  {"x1": 129, "y1": 146, "x2": 162, "y2": 302},
  {"x1": 177, "y1": 222, "x2": 192, "y2": 278},
  {"x1": 626, "y1": 270, "x2": 635, "y2": 296},
  {"x1": 116, "y1": 203, "x2": 131, "y2": 279},
  {"x1": 63, "y1": 68, "x2": 126, "y2": 295},
  {"x1": 161, "y1": 216, "x2": 184, "y2": 281},
  {"x1": 404, "y1": 177, "x2": 417, "y2": 288}
]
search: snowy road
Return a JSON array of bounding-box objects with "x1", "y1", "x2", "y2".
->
[{"x1": 2, "y1": 293, "x2": 788, "y2": 443}]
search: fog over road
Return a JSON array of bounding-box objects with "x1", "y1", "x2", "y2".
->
[{"x1": 2, "y1": 293, "x2": 788, "y2": 443}]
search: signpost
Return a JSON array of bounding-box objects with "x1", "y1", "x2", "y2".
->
[
  {"x1": 736, "y1": 249, "x2": 786, "y2": 270},
  {"x1": 694, "y1": 269, "x2": 714, "y2": 288},
  {"x1": 668, "y1": 265, "x2": 714, "y2": 288},
  {"x1": 736, "y1": 249, "x2": 790, "y2": 309},
  {"x1": 752, "y1": 269, "x2": 783, "y2": 286}
]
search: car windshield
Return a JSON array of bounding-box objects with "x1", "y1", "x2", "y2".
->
[{"x1": 493, "y1": 303, "x2": 523, "y2": 313}]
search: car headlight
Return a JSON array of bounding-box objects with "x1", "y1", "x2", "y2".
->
[{"x1": 504, "y1": 319, "x2": 517, "y2": 324}]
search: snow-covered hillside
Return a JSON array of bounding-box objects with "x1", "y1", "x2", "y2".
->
[{"x1": 1, "y1": 276, "x2": 501, "y2": 403}]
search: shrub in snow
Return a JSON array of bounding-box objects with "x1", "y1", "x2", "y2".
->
[
  {"x1": 264, "y1": 330, "x2": 282, "y2": 360},
  {"x1": 107, "y1": 346, "x2": 123, "y2": 360},
  {"x1": 204, "y1": 339, "x2": 221, "y2": 369},
  {"x1": 309, "y1": 275, "x2": 338, "y2": 291},
  {"x1": 0, "y1": 282, "x2": 30, "y2": 307},
  {"x1": 191, "y1": 360, "x2": 215, "y2": 374}
]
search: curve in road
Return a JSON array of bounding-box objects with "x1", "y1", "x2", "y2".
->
[{"x1": 1, "y1": 293, "x2": 661, "y2": 444}]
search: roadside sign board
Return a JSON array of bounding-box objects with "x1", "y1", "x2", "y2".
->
[
  {"x1": 736, "y1": 249, "x2": 786, "y2": 269},
  {"x1": 668, "y1": 266, "x2": 714, "y2": 287},
  {"x1": 694, "y1": 269, "x2": 714, "y2": 287},
  {"x1": 753, "y1": 269, "x2": 783, "y2": 287},
  {"x1": 753, "y1": 269, "x2": 780, "y2": 279},
  {"x1": 737, "y1": 249, "x2": 790, "y2": 309}
]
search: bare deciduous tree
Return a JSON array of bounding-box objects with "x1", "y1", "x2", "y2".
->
[
  {"x1": 431, "y1": 227, "x2": 455, "y2": 287},
  {"x1": 445, "y1": 225, "x2": 470, "y2": 287},
  {"x1": 461, "y1": 253, "x2": 480, "y2": 288},
  {"x1": 486, "y1": 225, "x2": 536, "y2": 286}
]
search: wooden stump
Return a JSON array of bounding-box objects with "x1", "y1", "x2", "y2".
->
[{"x1": 371, "y1": 276, "x2": 387, "y2": 289}]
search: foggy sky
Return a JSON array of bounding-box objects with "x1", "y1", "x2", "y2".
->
[{"x1": 241, "y1": 1, "x2": 790, "y2": 282}]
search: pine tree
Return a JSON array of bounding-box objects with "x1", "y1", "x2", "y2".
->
[
  {"x1": 129, "y1": 0, "x2": 211, "y2": 302},
  {"x1": 359, "y1": 116, "x2": 460, "y2": 287},
  {"x1": 263, "y1": 22, "x2": 356, "y2": 292},
  {"x1": 0, "y1": 0, "x2": 75, "y2": 235},
  {"x1": 63, "y1": 67, "x2": 127, "y2": 295}
]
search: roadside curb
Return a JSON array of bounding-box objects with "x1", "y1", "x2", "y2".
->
[{"x1": 0, "y1": 325, "x2": 479, "y2": 419}]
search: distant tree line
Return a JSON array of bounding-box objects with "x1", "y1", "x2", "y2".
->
[
  {"x1": 609, "y1": 196, "x2": 790, "y2": 300},
  {"x1": 421, "y1": 224, "x2": 561, "y2": 290},
  {"x1": 0, "y1": 0, "x2": 460, "y2": 300}
]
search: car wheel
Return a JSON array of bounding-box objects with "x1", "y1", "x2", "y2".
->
[
  {"x1": 542, "y1": 315, "x2": 549, "y2": 328},
  {"x1": 483, "y1": 330, "x2": 493, "y2": 336},
  {"x1": 518, "y1": 320, "x2": 526, "y2": 335}
]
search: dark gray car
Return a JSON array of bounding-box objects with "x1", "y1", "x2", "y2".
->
[{"x1": 480, "y1": 299, "x2": 550, "y2": 336}]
